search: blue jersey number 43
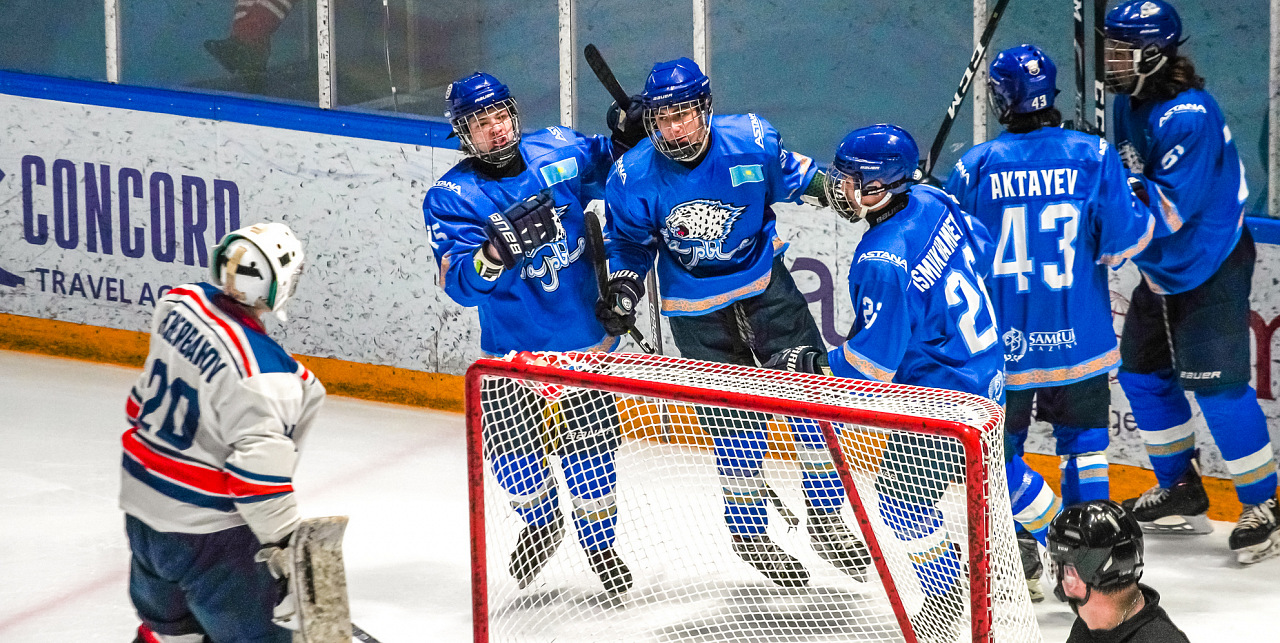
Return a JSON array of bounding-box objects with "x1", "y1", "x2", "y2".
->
[{"x1": 993, "y1": 202, "x2": 1080, "y2": 292}]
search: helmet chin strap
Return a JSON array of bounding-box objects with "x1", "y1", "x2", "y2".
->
[
  {"x1": 1130, "y1": 48, "x2": 1168, "y2": 97},
  {"x1": 853, "y1": 190, "x2": 892, "y2": 221}
]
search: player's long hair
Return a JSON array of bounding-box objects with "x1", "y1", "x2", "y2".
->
[
  {"x1": 1139, "y1": 55, "x2": 1205, "y2": 102},
  {"x1": 1000, "y1": 107, "x2": 1063, "y2": 134}
]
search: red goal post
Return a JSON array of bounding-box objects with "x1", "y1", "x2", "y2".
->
[{"x1": 465, "y1": 351, "x2": 1038, "y2": 643}]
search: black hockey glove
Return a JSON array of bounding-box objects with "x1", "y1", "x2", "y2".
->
[
  {"x1": 485, "y1": 192, "x2": 560, "y2": 270},
  {"x1": 595, "y1": 270, "x2": 643, "y2": 336},
  {"x1": 607, "y1": 95, "x2": 647, "y2": 154},
  {"x1": 764, "y1": 345, "x2": 830, "y2": 375}
]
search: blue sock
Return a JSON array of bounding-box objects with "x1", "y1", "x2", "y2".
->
[
  {"x1": 562, "y1": 451, "x2": 618, "y2": 551},
  {"x1": 1006, "y1": 454, "x2": 1061, "y2": 545},
  {"x1": 1055, "y1": 425, "x2": 1110, "y2": 505},
  {"x1": 1117, "y1": 369, "x2": 1195, "y2": 488},
  {"x1": 492, "y1": 452, "x2": 559, "y2": 526},
  {"x1": 878, "y1": 496, "x2": 962, "y2": 597},
  {"x1": 1196, "y1": 384, "x2": 1278, "y2": 506},
  {"x1": 715, "y1": 429, "x2": 769, "y2": 536},
  {"x1": 791, "y1": 419, "x2": 844, "y2": 512}
]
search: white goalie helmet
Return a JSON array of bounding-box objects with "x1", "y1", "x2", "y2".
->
[{"x1": 210, "y1": 222, "x2": 305, "y2": 322}]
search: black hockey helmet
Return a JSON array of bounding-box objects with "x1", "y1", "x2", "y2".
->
[{"x1": 1047, "y1": 500, "x2": 1144, "y2": 590}]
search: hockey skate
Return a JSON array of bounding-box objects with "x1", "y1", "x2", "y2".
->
[
  {"x1": 509, "y1": 513, "x2": 566, "y2": 589},
  {"x1": 587, "y1": 547, "x2": 634, "y2": 596},
  {"x1": 1121, "y1": 463, "x2": 1212, "y2": 535},
  {"x1": 807, "y1": 507, "x2": 871, "y2": 581},
  {"x1": 731, "y1": 534, "x2": 810, "y2": 588},
  {"x1": 1229, "y1": 495, "x2": 1280, "y2": 565},
  {"x1": 1016, "y1": 529, "x2": 1044, "y2": 603}
]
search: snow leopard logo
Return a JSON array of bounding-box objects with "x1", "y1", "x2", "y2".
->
[
  {"x1": 520, "y1": 204, "x2": 584, "y2": 292},
  {"x1": 661, "y1": 199, "x2": 752, "y2": 268},
  {"x1": 1003, "y1": 328, "x2": 1028, "y2": 364}
]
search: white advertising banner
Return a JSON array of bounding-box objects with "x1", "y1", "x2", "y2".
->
[{"x1": 1, "y1": 84, "x2": 1277, "y2": 480}]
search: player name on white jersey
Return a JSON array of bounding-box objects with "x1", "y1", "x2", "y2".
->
[
  {"x1": 989, "y1": 168, "x2": 1080, "y2": 200},
  {"x1": 157, "y1": 309, "x2": 230, "y2": 383}
]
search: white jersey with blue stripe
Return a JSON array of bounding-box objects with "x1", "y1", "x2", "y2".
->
[
  {"x1": 826, "y1": 185, "x2": 1006, "y2": 402},
  {"x1": 424, "y1": 127, "x2": 617, "y2": 355},
  {"x1": 1114, "y1": 88, "x2": 1248, "y2": 294},
  {"x1": 946, "y1": 127, "x2": 1156, "y2": 389},
  {"x1": 119, "y1": 283, "x2": 326, "y2": 544},
  {"x1": 603, "y1": 113, "x2": 817, "y2": 316}
]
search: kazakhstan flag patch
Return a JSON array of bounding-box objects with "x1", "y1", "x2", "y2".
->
[
  {"x1": 730, "y1": 164, "x2": 764, "y2": 187},
  {"x1": 539, "y1": 157, "x2": 579, "y2": 186}
]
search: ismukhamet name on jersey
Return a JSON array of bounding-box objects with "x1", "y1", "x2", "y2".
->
[
  {"x1": 910, "y1": 213, "x2": 965, "y2": 292},
  {"x1": 989, "y1": 168, "x2": 1080, "y2": 199},
  {"x1": 157, "y1": 309, "x2": 229, "y2": 383}
]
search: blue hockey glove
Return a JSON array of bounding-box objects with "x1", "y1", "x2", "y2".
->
[
  {"x1": 485, "y1": 192, "x2": 560, "y2": 270},
  {"x1": 595, "y1": 270, "x2": 643, "y2": 336},
  {"x1": 607, "y1": 95, "x2": 647, "y2": 153},
  {"x1": 764, "y1": 346, "x2": 830, "y2": 375}
]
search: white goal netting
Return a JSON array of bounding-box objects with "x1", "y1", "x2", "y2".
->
[{"x1": 466, "y1": 351, "x2": 1040, "y2": 643}]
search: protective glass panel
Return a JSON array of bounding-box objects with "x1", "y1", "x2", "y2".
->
[
  {"x1": 119, "y1": 0, "x2": 317, "y2": 103},
  {"x1": 0, "y1": 0, "x2": 106, "y2": 81}
]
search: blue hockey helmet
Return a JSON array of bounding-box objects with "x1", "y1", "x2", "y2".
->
[
  {"x1": 640, "y1": 57, "x2": 714, "y2": 161},
  {"x1": 444, "y1": 72, "x2": 522, "y2": 164},
  {"x1": 988, "y1": 44, "x2": 1058, "y2": 120},
  {"x1": 825, "y1": 124, "x2": 922, "y2": 223},
  {"x1": 1047, "y1": 500, "x2": 1144, "y2": 599},
  {"x1": 1103, "y1": 0, "x2": 1184, "y2": 95}
]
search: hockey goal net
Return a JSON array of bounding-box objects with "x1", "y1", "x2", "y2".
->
[{"x1": 466, "y1": 351, "x2": 1039, "y2": 643}]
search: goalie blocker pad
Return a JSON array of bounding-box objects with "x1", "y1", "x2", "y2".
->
[{"x1": 290, "y1": 516, "x2": 353, "y2": 643}]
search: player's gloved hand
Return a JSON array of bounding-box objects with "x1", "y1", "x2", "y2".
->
[
  {"x1": 801, "y1": 170, "x2": 830, "y2": 208},
  {"x1": 484, "y1": 191, "x2": 560, "y2": 270},
  {"x1": 607, "y1": 95, "x2": 647, "y2": 153},
  {"x1": 595, "y1": 270, "x2": 643, "y2": 336},
  {"x1": 764, "y1": 345, "x2": 831, "y2": 375},
  {"x1": 1127, "y1": 175, "x2": 1150, "y2": 207},
  {"x1": 255, "y1": 538, "x2": 300, "y2": 631}
]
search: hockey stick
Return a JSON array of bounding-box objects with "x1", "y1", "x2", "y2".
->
[
  {"x1": 585, "y1": 209, "x2": 656, "y2": 354},
  {"x1": 353, "y1": 623, "x2": 383, "y2": 643},
  {"x1": 584, "y1": 43, "x2": 666, "y2": 355},
  {"x1": 1092, "y1": 0, "x2": 1107, "y2": 136},
  {"x1": 1073, "y1": 0, "x2": 1087, "y2": 129},
  {"x1": 921, "y1": 0, "x2": 1013, "y2": 179}
]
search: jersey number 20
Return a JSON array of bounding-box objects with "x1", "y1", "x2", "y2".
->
[
  {"x1": 138, "y1": 358, "x2": 201, "y2": 450},
  {"x1": 993, "y1": 202, "x2": 1080, "y2": 292}
]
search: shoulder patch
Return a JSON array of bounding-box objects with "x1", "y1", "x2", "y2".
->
[
  {"x1": 747, "y1": 113, "x2": 765, "y2": 149},
  {"x1": 857, "y1": 250, "x2": 909, "y2": 272},
  {"x1": 613, "y1": 158, "x2": 628, "y2": 184},
  {"x1": 539, "y1": 157, "x2": 579, "y2": 187},
  {"x1": 1157, "y1": 103, "x2": 1207, "y2": 128},
  {"x1": 729, "y1": 164, "x2": 765, "y2": 187},
  {"x1": 431, "y1": 180, "x2": 463, "y2": 196}
]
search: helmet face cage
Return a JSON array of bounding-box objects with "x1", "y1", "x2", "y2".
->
[
  {"x1": 644, "y1": 96, "x2": 712, "y2": 162},
  {"x1": 824, "y1": 166, "x2": 862, "y2": 223},
  {"x1": 1103, "y1": 38, "x2": 1168, "y2": 95},
  {"x1": 453, "y1": 98, "x2": 522, "y2": 165}
]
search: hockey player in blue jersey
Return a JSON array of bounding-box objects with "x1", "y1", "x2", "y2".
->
[
  {"x1": 948, "y1": 44, "x2": 1158, "y2": 601},
  {"x1": 948, "y1": 45, "x2": 1159, "y2": 507},
  {"x1": 423, "y1": 72, "x2": 641, "y2": 594},
  {"x1": 121, "y1": 223, "x2": 323, "y2": 643},
  {"x1": 768, "y1": 124, "x2": 1042, "y2": 636},
  {"x1": 1103, "y1": 0, "x2": 1279, "y2": 564},
  {"x1": 598, "y1": 56, "x2": 869, "y2": 587}
]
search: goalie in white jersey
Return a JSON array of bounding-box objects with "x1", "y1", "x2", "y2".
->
[{"x1": 119, "y1": 222, "x2": 324, "y2": 643}]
